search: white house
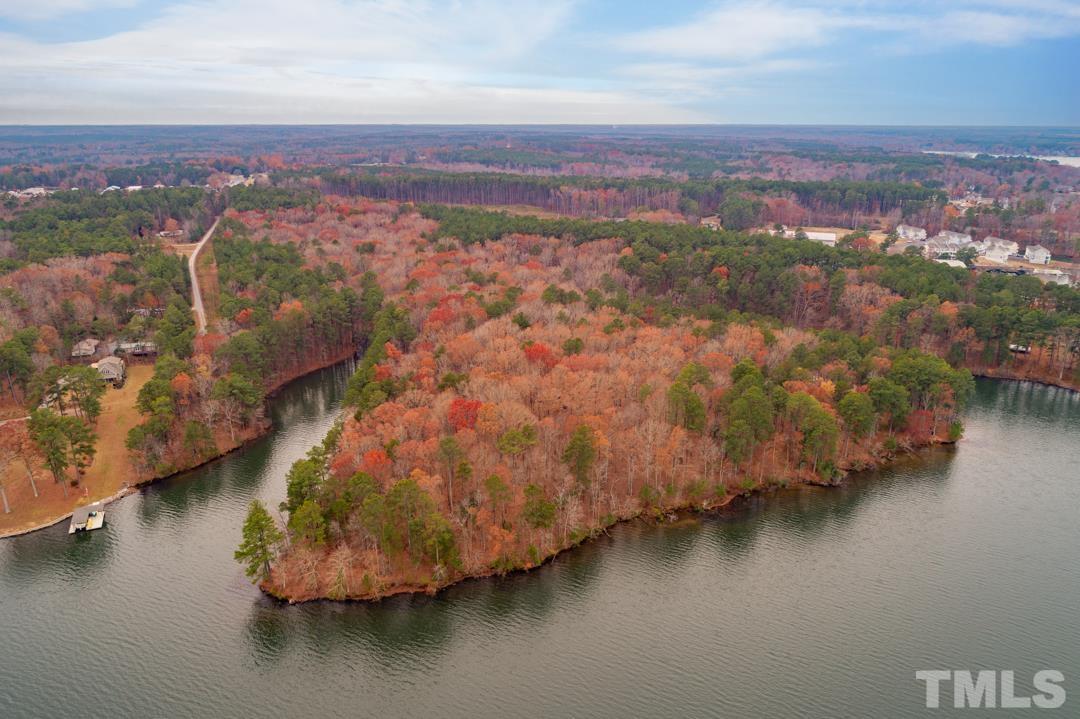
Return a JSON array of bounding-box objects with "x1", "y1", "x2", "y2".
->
[
  {"x1": 896, "y1": 224, "x2": 927, "y2": 242},
  {"x1": 774, "y1": 226, "x2": 837, "y2": 246},
  {"x1": 91, "y1": 356, "x2": 126, "y2": 387},
  {"x1": 71, "y1": 338, "x2": 101, "y2": 358},
  {"x1": 973, "y1": 236, "x2": 1018, "y2": 264},
  {"x1": 924, "y1": 231, "x2": 973, "y2": 259},
  {"x1": 1024, "y1": 244, "x2": 1052, "y2": 265},
  {"x1": 1033, "y1": 268, "x2": 1071, "y2": 286}
]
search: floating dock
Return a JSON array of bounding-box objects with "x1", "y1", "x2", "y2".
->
[{"x1": 69, "y1": 502, "x2": 105, "y2": 534}]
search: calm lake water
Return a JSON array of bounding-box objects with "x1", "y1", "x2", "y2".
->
[{"x1": 1, "y1": 367, "x2": 1077, "y2": 718}]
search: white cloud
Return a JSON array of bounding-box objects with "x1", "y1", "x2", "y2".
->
[
  {"x1": 0, "y1": 0, "x2": 704, "y2": 123},
  {"x1": 614, "y1": 1, "x2": 1080, "y2": 60},
  {"x1": 615, "y1": 3, "x2": 838, "y2": 61},
  {"x1": 0, "y1": 0, "x2": 136, "y2": 22}
]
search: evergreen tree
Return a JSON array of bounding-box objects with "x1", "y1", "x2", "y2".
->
[{"x1": 235, "y1": 500, "x2": 283, "y2": 582}]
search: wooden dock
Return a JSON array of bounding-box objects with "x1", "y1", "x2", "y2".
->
[{"x1": 69, "y1": 502, "x2": 105, "y2": 534}]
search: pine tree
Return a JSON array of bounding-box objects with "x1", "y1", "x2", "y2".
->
[{"x1": 235, "y1": 500, "x2": 283, "y2": 582}]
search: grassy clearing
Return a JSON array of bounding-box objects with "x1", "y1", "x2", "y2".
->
[{"x1": 0, "y1": 363, "x2": 153, "y2": 536}]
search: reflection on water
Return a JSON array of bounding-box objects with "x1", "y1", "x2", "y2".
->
[{"x1": 1, "y1": 374, "x2": 1078, "y2": 719}]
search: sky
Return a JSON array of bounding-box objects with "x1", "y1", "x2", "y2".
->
[{"x1": 0, "y1": 0, "x2": 1077, "y2": 125}]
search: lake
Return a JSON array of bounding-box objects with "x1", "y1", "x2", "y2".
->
[{"x1": 1, "y1": 366, "x2": 1077, "y2": 718}]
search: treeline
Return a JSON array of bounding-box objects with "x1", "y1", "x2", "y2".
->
[
  {"x1": 304, "y1": 170, "x2": 944, "y2": 221},
  {"x1": 1, "y1": 187, "x2": 215, "y2": 263},
  {"x1": 104, "y1": 161, "x2": 212, "y2": 188}
]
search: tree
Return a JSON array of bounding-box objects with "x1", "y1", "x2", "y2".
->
[
  {"x1": 438, "y1": 436, "x2": 464, "y2": 507},
  {"x1": 63, "y1": 366, "x2": 106, "y2": 424},
  {"x1": 156, "y1": 298, "x2": 196, "y2": 358},
  {"x1": 284, "y1": 457, "x2": 324, "y2": 513},
  {"x1": 235, "y1": 500, "x2": 284, "y2": 582},
  {"x1": 522, "y1": 484, "x2": 556, "y2": 529},
  {"x1": 562, "y1": 424, "x2": 596, "y2": 488},
  {"x1": 724, "y1": 419, "x2": 752, "y2": 468},
  {"x1": 869, "y1": 377, "x2": 911, "y2": 430},
  {"x1": 28, "y1": 409, "x2": 71, "y2": 495},
  {"x1": 838, "y1": 390, "x2": 876, "y2": 439},
  {"x1": 61, "y1": 416, "x2": 97, "y2": 479},
  {"x1": 483, "y1": 473, "x2": 511, "y2": 523},
  {"x1": 289, "y1": 499, "x2": 328, "y2": 546},
  {"x1": 0, "y1": 338, "x2": 34, "y2": 402}
]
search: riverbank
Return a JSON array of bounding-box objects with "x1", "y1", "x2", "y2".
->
[
  {"x1": 0, "y1": 350, "x2": 356, "y2": 539},
  {"x1": 260, "y1": 427, "x2": 957, "y2": 604}
]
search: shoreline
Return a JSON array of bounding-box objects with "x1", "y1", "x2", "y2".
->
[
  {"x1": 261, "y1": 432, "x2": 960, "y2": 605},
  {"x1": 0, "y1": 351, "x2": 356, "y2": 540}
]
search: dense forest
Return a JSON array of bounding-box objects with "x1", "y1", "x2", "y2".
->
[
  {"x1": 305, "y1": 170, "x2": 946, "y2": 228},
  {"x1": 232, "y1": 199, "x2": 1052, "y2": 602}
]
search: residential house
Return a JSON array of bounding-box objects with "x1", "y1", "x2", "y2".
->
[
  {"x1": 1033, "y1": 268, "x2": 1072, "y2": 286},
  {"x1": 924, "y1": 231, "x2": 973, "y2": 259},
  {"x1": 774, "y1": 226, "x2": 837, "y2": 246},
  {"x1": 71, "y1": 338, "x2": 101, "y2": 358},
  {"x1": 700, "y1": 216, "x2": 723, "y2": 230},
  {"x1": 1024, "y1": 244, "x2": 1052, "y2": 265},
  {"x1": 116, "y1": 341, "x2": 158, "y2": 356},
  {"x1": 896, "y1": 224, "x2": 927, "y2": 242},
  {"x1": 973, "y1": 236, "x2": 1018, "y2": 264},
  {"x1": 91, "y1": 356, "x2": 126, "y2": 387}
]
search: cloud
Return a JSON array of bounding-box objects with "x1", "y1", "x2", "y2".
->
[
  {"x1": 0, "y1": 0, "x2": 705, "y2": 123},
  {"x1": 0, "y1": 0, "x2": 136, "y2": 23},
  {"x1": 614, "y1": 1, "x2": 1080, "y2": 60},
  {"x1": 615, "y1": 3, "x2": 839, "y2": 61}
]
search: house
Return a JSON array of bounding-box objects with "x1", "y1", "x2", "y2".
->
[
  {"x1": 774, "y1": 226, "x2": 838, "y2": 246},
  {"x1": 700, "y1": 216, "x2": 723, "y2": 230},
  {"x1": 91, "y1": 356, "x2": 126, "y2": 387},
  {"x1": 1033, "y1": 268, "x2": 1072, "y2": 286},
  {"x1": 924, "y1": 231, "x2": 973, "y2": 259},
  {"x1": 71, "y1": 338, "x2": 101, "y2": 358},
  {"x1": 896, "y1": 224, "x2": 927, "y2": 242},
  {"x1": 116, "y1": 341, "x2": 157, "y2": 356},
  {"x1": 973, "y1": 236, "x2": 1018, "y2": 264},
  {"x1": 1024, "y1": 244, "x2": 1052, "y2": 265}
]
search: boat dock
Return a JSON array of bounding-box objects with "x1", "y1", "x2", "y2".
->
[{"x1": 69, "y1": 502, "x2": 106, "y2": 534}]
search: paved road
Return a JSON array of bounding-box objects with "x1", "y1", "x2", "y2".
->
[{"x1": 188, "y1": 217, "x2": 219, "y2": 335}]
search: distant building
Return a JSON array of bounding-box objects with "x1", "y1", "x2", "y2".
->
[
  {"x1": 896, "y1": 224, "x2": 927, "y2": 242},
  {"x1": 924, "y1": 231, "x2": 973, "y2": 259},
  {"x1": 71, "y1": 338, "x2": 101, "y2": 358},
  {"x1": 1033, "y1": 268, "x2": 1071, "y2": 286},
  {"x1": 116, "y1": 341, "x2": 158, "y2": 356},
  {"x1": 91, "y1": 356, "x2": 126, "y2": 387},
  {"x1": 774, "y1": 226, "x2": 837, "y2": 246},
  {"x1": 973, "y1": 236, "x2": 1018, "y2": 264},
  {"x1": 1024, "y1": 244, "x2": 1052, "y2": 265},
  {"x1": 700, "y1": 216, "x2": 723, "y2": 230}
]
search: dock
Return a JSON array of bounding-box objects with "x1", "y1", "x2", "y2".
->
[{"x1": 69, "y1": 502, "x2": 106, "y2": 534}]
